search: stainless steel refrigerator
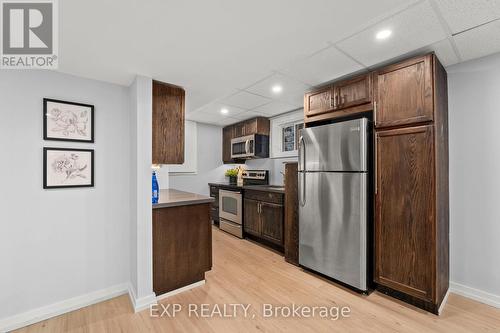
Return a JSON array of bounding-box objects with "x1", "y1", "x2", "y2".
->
[{"x1": 298, "y1": 118, "x2": 369, "y2": 291}]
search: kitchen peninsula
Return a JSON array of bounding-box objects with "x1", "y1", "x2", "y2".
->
[{"x1": 152, "y1": 189, "x2": 214, "y2": 297}]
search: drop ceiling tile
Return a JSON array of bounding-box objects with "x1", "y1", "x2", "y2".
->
[
  {"x1": 186, "y1": 110, "x2": 239, "y2": 126},
  {"x1": 336, "y1": 1, "x2": 447, "y2": 67},
  {"x1": 231, "y1": 110, "x2": 267, "y2": 121},
  {"x1": 433, "y1": 0, "x2": 500, "y2": 34},
  {"x1": 420, "y1": 38, "x2": 460, "y2": 66},
  {"x1": 453, "y1": 19, "x2": 500, "y2": 61},
  {"x1": 221, "y1": 91, "x2": 272, "y2": 110},
  {"x1": 282, "y1": 46, "x2": 365, "y2": 86},
  {"x1": 244, "y1": 73, "x2": 311, "y2": 103},
  {"x1": 195, "y1": 102, "x2": 246, "y2": 117},
  {"x1": 251, "y1": 101, "x2": 300, "y2": 116}
]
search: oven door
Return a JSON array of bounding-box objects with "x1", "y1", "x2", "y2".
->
[
  {"x1": 219, "y1": 190, "x2": 242, "y2": 224},
  {"x1": 231, "y1": 135, "x2": 255, "y2": 159}
]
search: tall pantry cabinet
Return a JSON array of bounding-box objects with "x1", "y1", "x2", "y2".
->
[{"x1": 373, "y1": 54, "x2": 449, "y2": 314}]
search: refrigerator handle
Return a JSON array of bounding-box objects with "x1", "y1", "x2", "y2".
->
[
  {"x1": 299, "y1": 136, "x2": 305, "y2": 171},
  {"x1": 298, "y1": 136, "x2": 306, "y2": 207}
]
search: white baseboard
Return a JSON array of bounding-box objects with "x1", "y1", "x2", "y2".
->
[
  {"x1": 0, "y1": 283, "x2": 128, "y2": 333},
  {"x1": 127, "y1": 284, "x2": 157, "y2": 313},
  {"x1": 450, "y1": 282, "x2": 500, "y2": 309},
  {"x1": 156, "y1": 280, "x2": 205, "y2": 301},
  {"x1": 438, "y1": 289, "x2": 450, "y2": 315}
]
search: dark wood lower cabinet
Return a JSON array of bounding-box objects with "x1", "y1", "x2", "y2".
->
[
  {"x1": 244, "y1": 198, "x2": 261, "y2": 236},
  {"x1": 260, "y1": 202, "x2": 283, "y2": 244},
  {"x1": 153, "y1": 204, "x2": 212, "y2": 296},
  {"x1": 243, "y1": 191, "x2": 284, "y2": 248}
]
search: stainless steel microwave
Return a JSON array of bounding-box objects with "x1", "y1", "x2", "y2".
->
[{"x1": 231, "y1": 134, "x2": 269, "y2": 159}]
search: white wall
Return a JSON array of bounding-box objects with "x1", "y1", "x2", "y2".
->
[
  {"x1": 128, "y1": 76, "x2": 156, "y2": 310},
  {"x1": 169, "y1": 123, "x2": 226, "y2": 195},
  {"x1": 448, "y1": 52, "x2": 500, "y2": 306},
  {"x1": 245, "y1": 157, "x2": 297, "y2": 185},
  {"x1": 0, "y1": 71, "x2": 130, "y2": 320}
]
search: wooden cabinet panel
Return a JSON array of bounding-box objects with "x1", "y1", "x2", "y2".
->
[
  {"x1": 375, "y1": 125, "x2": 435, "y2": 301},
  {"x1": 233, "y1": 123, "x2": 246, "y2": 137},
  {"x1": 153, "y1": 204, "x2": 211, "y2": 295},
  {"x1": 244, "y1": 190, "x2": 283, "y2": 205},
  {"x1": 284, "y1": 163, "x2": 299, "y2": 265},
  {"x1": 304, "y1": 87, "x2": 334, "y2": 117},
  {"x1": 152, "y1": 81, "x2": 185, "y2": 164},
  {"x1": 222, "y1": 126, "x2": 233, "y2": 164},
  {"x1": 335, "y1": 73, "x2": 372, "y2": 110},
  {"x1": 374, "y1": 55, "x2": 433, "y2": 128},
  {"x1": 246, "y1": 117, "x2": 270, "y2": 136},
  {"x1": 260, "y1": 202, "x2": 284, "y2": 245},
  {"x1": 304, "y1": 75, "x2": 373, "y2": 124},
  {"x1": 244, "y1": 199, "x2": 261, "y2": 236}
]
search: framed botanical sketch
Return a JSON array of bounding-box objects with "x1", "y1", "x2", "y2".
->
[
  {"x1": 43, "y1": 98, "x2": 94, "y2": 142},
  {"x1": 43, "y1": 148, "x2": 94, "y2": 189}
]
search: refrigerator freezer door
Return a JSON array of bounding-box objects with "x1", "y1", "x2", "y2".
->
[
  {"x1": 299, "y1": 118, "x2": 368, "y2": 172},
  {"x1": 299, "y1": 172, "x2": 367, "y2": 291}
]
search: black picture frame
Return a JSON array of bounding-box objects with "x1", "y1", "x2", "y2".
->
[
  {"x1": 43, "y1": 147, "x2": 95, "y2": 189},
  {"x1": 43, "y1": 98, "x2": 95, "y2": 143}
]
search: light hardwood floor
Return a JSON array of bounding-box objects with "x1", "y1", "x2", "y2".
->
[{"x1": 16, "y1": 227, "x2": 500, "y2": 332}]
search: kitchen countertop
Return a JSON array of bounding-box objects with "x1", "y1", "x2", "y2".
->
[
  {"x1": 208, "y1": 183, "x2": 285, "y2": 194},
  {"x1": 153, "y1": 189, "x2": 214, "y2": 209}
]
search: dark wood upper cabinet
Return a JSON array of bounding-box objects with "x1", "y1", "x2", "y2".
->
[
  {"x1": 304, "y1": 87, "x2": 334, "y2": 117},
  {"x1": 152, "y1": 80, "x2": 185, "y2": 164},
  {"x1": 304, "y1": 73, "x2": 373, "y2": 123},
  {"x1": 243, "y1": 198, "x2": 261, "y2": 236},
  {"x1": 222, "y1": 126, "x2": 234, "y2": 164},
  {"x1": 375, "y1": 125, "x2": 434, "y2": 301},
  {"x1": 335, "y1": 73, "x2": 372, "y2": 110},
  {"x1": 245, "y1": 117, "x2": 270, "y2": 136},
  {"x1": 374, "y1": 54, "x2": 433, "y2": 128},
  {"x1": 260, "y1": 202, "x2": 284, "y2": 245},
  {"x1": 233, "y1": 122, "x2": 246, "y2": 137}
]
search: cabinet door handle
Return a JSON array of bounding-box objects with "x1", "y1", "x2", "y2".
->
[
  {"x1": 374, "y1": 101, "x2": 377, "y2": 126},
  {"x1": 330, "y1": 96, "x2": 334, "y2": 108}
]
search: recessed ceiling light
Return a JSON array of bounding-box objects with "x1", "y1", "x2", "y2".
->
[
  {"x1": 220, "y1": 108, "x2": 229, "y2": 115},
  {"x1": 271, "y1": 85, "x2": 283, "y2": 94},
  {"x1": 376, "y1": 29, "x2": 392, "y2": 40}
]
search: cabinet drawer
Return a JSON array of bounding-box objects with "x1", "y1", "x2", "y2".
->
[{"x1": 244, "y1": 190, "x2": 284, "y2": 205}]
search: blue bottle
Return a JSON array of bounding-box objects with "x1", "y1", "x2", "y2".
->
[{"x1": 152, "y1": 171, "x2": 159, "y2": 204}]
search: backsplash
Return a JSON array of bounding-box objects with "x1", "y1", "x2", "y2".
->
[{"x1": 244, "y1": 157, "x2": 297, "y2": 185}]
